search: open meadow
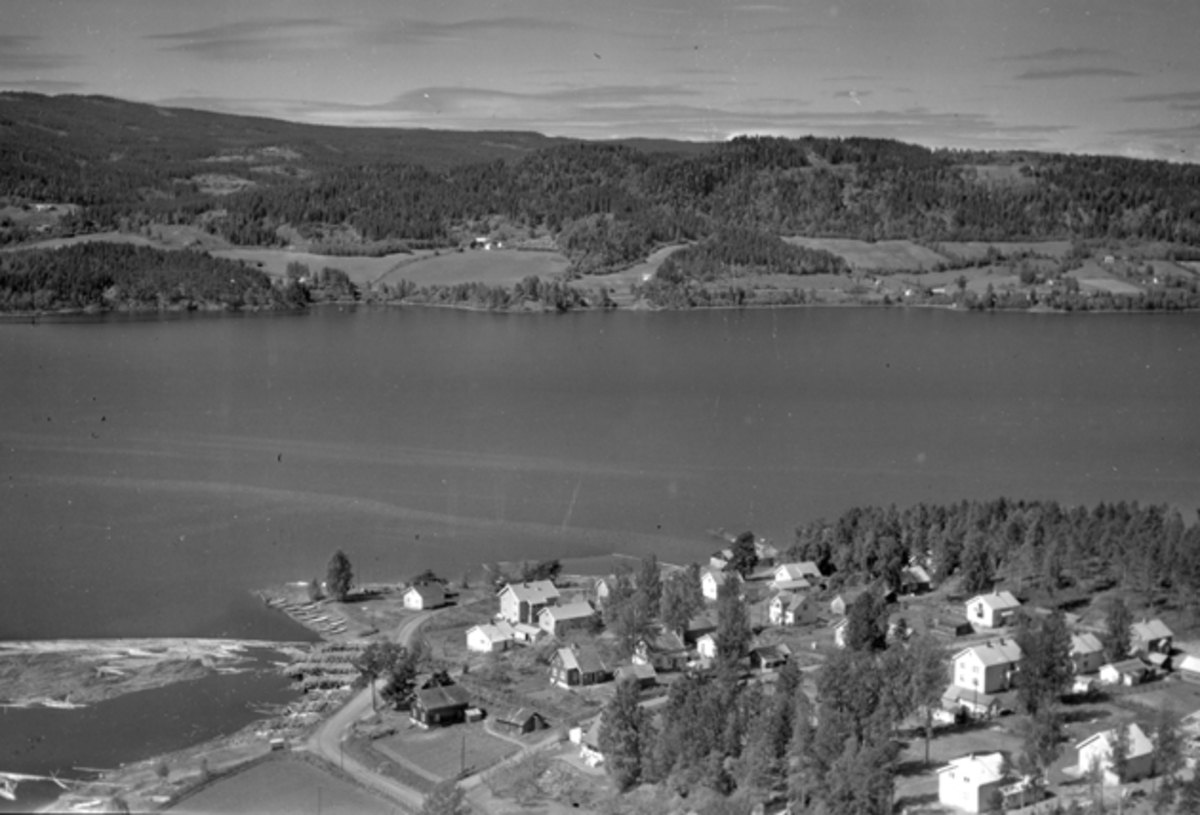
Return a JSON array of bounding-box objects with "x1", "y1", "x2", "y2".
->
[
  {"x1": 168, "y1": 756, "x2": 393, "y2": 815},
  {"x1": 375, "y1": 248, "x2": 570, "y2": 288},
  {"x1": 783, "y1": 237, "x2": 950, "y2": 271}
]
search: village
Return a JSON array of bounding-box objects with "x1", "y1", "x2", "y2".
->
[{"x1": 230, "y1": 533, "x2": 1200, "y2": 815}]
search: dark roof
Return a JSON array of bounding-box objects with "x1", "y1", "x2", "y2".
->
[
  {"x1": 495, "y1": 706, "x2": 543, "y2": 726},
  {"x1": 415, "y1": 684, "x2": 471, "y2": 711}
]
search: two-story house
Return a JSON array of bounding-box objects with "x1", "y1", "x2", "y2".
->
[
  {"x1": 498, "y1": 581, "x2": 560, "y2": 624},
  {"x1": 965, "y1": 591, "x2": 1021, "y2": 629}
]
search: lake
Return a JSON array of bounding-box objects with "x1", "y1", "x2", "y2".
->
[{"x1": 3, "y1": 306, "x2": 1199, "y2": 642}]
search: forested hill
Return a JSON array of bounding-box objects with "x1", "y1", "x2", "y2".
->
[{"x1": 4, "y1": 93, "x2": 1200, "y2": 275}]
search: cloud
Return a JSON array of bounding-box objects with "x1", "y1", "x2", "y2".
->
[
  {"x1": 357, "y1": 16, "x2": 579, "y2": 47},
  {"x1": 0, "y1": 34, "x2": 79, "y2": 72},
  {"x1": 1122, "y1": 90, "x2": 1200, "y2": 111},
  {"x1": 1017, "y1": 67, "x2": 1138, "y2": 80},
  {"x1": 1004, "y1": 46, "x2": 1113, "y2": 62},
  {"x1": 147, "y1": 17, "x2": 343, "y2": 61}
]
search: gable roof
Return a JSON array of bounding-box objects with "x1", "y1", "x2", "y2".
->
[
  {"x1": 969, "y1": 591, "x2": 1021, "y2": 612},
  {"x1": 469, "y1": 621, "x2": 517, "y2": 643},
  {"x1": 1103, "y1": 658, "x2": 1148, "y2": 675},
  {"x1": 750, "y1": 643, "x2": 792, "y2": 661},
  {"x1": 1132, "y1": 618, "x2": 1173, "y2": 641},
  {"x1": 901, "y1": 565, "x2": 932, "y2": 585},
  {"x1": 415, "y1": 683, "x2": 471, "y2": 711},
  {"x1": 501, "y1": 580, "x2": 560, "y2": 604},
  {"x1": 639, "y1": 627, "x2": 687, "y2": 654},
  {"x1": 495, "y1": 706, "x2": 543, "y2": 726},
  {"x1": 539, "y1": 601, "x2": 595, "y2": 623},
  {"x1": 407, "y1": 583, "x2": 445, "y2": 605},
  {"x1": 954, "y1": 639, "x2": 1023, "y2": 667},
  {"x1": 1077, "y1": 723, "x2": 1154, "y2": 758},
  {"x1": 775, "y1": 563, "x2": 820, "y2": 582},
  {"x1": 1177, "y1": 654, "x2": 1200, "y2": 674},
  {"x1": 617, "y1": 663, "x2": 657, "y2": 681},
  {"x1": 937, "y1": 752, "x2": 1006, "y2": 784},
  {"x1": 556, "y1": 646, "x2": 607, "y2": 674},
  {"x1": 1071, "y1": 632, "x2": 1104, "y2": 655}
]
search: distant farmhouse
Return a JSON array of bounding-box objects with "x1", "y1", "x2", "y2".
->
[
  {"x1": 498, "y1": 581, "x2": 560, "y2": 625},
  {"x1": 965, "y1": 591, "x2": 1021, "y2": 629}
]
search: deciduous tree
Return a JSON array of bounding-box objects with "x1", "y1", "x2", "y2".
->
[
  {"x1": 599, "y1": 678, "x2": 652, "y2": 791},
  {"x1": 326, "y1": 549, "x2": 353, "y2": 601},
  {"x1": 1102, "y1": 597, "x2": 1134, "y2": 663}
]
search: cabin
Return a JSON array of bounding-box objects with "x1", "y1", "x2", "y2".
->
[
  {"x1": 410, "y1": 683, "x2": 472, "y2": 728},
  {"x1": 769, "y1": 592, "x2": 821, "y2": 627},
  {"x1": 465, "y1": 621, "x2": 518, "y2": 653},
  {"x1": 952, "y1": 639, "x2": 1023, "y2": 695},
  {"x1": 493, "y1": 707, "x2": 547, "y2": 735},
  {"x1": 965, "y1": 591, "x2": 1021, "y2": 629},
  {"x1": 938, "y1": 753, "x2": 1031, "y2": 814},
  {"x1": 633, "y1": 628, "x2": 689, "y2": 672},
  {"x1": 537, "y1": 601, "x2": 595, "y2": 637},
  {"x1": 1099, "y1": 659, "x2": 1148, "y2": 687},
  {"x1": 498, "y1": 581, "x2": 560, "y2": 625},
  {"x1": 1131, "y1": 618, "x2": 1173, "y2": 656},
  {"x1": 899, "y1": 565, "x2": 933, "y2": 595},
  {"x1": 1077, "y1": 723, "x2": 1155, "y2": 785},
  {"x1": 749, "y1": 643, "x2": 791, "y2": 671},
  {"x1": 616, "y1": 662, "x2": 658, "y2": 689},
  {"x1": 550, "y1": 646, "x2": 610, "y2": 688},
  {"x1": 1070, "y1": 632, "x2": 1105, "y2": 675},
  {"x1": 403, "y1": 583, "x2": 446, "y2": 610}
]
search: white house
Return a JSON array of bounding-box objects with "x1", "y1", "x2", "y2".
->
[
  {"x1": 769, "y1": 592, "x2": 820, "y2": 627},
  {"x1": 965, "y1": 591, "x2": 1021, "y2": 629},
  {"x1": 465, "y1": 621, "x2": 517, "y2": 653},
  {"x1": 696, "y1": 632, "x2": 718, "y2": 660},
  {"x1": 498, "y1": 581, "x2": 560, "y2": 624},
  {"x1": 537, "y1": 601, "x2": 595, "y2": 636},
  {"x1": 1131, "y1": 618, "x2": 1174, "y2": 656},
  {"x1": 937, "y1": 753, "x2": 1029, "y2": 814},
  {"x1": 569, "y1": 718, "x2": 605, "y2": 767},
  {"x1": 701, "y1": 567, "x2": 742, "y2": 601},
  {"x1": 1070, "y1": 632, "x2": 1106, "y2": 675},
  {"x1": 403, "y1": 583, "x2": 446, "y2": 610},
  {"x1": 1099, "y1": 659, "x2": 1148, "y2": 687},
  {"x1": 1077, "y1": 723, "x2": 1155, "y2": 785},
  {"x1": 952, "y1": 639, "x2": 1023, "y2": 695},
  {"x1": 772, "y1": 562, "x2": 821, "y2": 588}
]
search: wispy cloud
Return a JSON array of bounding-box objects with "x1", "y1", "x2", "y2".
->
[
  {"x1": 147, "y1": 18, "x2": 343, "y2": 61},
  {"x1": 1017, "y1": 67, "x2": 1138, "y2": 80},
  {"x1": 0, "y1": 34, "x2": 78, "y2": 72},
  {"x1": 1122, "y1": 90, "x2": 1200, "y2": 111},
  {"x1": 357, "y1": 16, "x2": 578, "y2": 47},
  {"x1": 1004, "y1": 46, "x2": 1113, "y2": 62}
]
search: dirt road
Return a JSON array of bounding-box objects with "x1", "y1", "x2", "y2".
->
[{"x1": 305, "y1": 611, "x2": 433, "y2": 813}]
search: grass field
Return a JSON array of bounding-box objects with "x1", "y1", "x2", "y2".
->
[
  {"x1": 168, "y1": 756, "x2": 393, "y2": 815},
  {"x1": 375, "y1": 719, "x2": 520, "y2": 780},
  {"x1": 377, "y1": 248, "x2": 570, "y2": 288},
  {"x1": 782, "y1": 237, "x2": 949, "y2": 271},
  {"x1": 936, "y1": 240, "x2": 1074, "y2": 260},
  {"x1": 211, "y1": 247, "x2": 427, "y2": 286}
]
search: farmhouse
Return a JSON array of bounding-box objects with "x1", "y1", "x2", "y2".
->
[
  {"x1": 830, "y1": 588, "x2": 868, "y2": 617},
  {"x1": 938, "y1": 753, "x2": 1031, "y2": 814},
  {"x1": 402, "y1": 583, "x2": 445, "y2": 610},
  {"x1": 537, "y1": 601, "x2": 595, "y2": 637},
  {"x1": 952, "y1": 639, "x2": 1023, "y2": 695},
  {"x1": 695, "y1": 633, "x2": 718, "y2": 661},
  {"x1": 769, "y1": 592, "x2": 821, "y2": 627},
  {"x1": 1077, "y1": 723, "x2": 1155, "y2": 785},
  {"x1": 633, "y1": 628, "x2": 689, "y2": 672},
  {"x1": 1070, "y1": 632, "x2": 1106, "y2": 675},
  {"x1": 1131, "y1": 618, "x2": 1173, "y2": 656},
  {"x1": 1099, "y1": 659, "x2": 1148, "y2": 687},
  {"x1": 771, "y1": 562, "x2": 821, "y2": 591},
  {"x1": 465, "y1": 621, "x2": 517, "y2": 653},
  {"x1": 550, "y1": 646, "x2": 610, "y2": 688},
  {"x1": 701, "y1": 567, "x2": 743, "y2": 601},
  {"x1": 899, "y1": 565, "x2": 933, "y2": 595},
  {"x1": 498, "y1": 581, "x2": 560, "y2": 625},
  {"x1": 965, "y1": 591, "x2": 1021, "y2": 628},
  {"x1": 411, "y1": 683, "x2": 472, "y2": 728}
]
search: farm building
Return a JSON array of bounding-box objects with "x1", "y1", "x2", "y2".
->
[
  {"x1": 411, "y1": 683, "x2": 472, "y2": 728},
  {"x1": 616, "y1": 662, "x2": 658, "y2": 689},
  {"x1": 749, "y1": 643, "x2": 791, "y2": 671},
  {"x1": 537, "y1": 601, "x2": 595, "y2": 636},
  {"x1": 899, "y1": 565, "x2": 932, "y2": 595},
  {"x1": 403, "y1": 583, "x2": 446, "y2": 610},
  {"x1": 1077, "y1": 723, "x2": 1155, "y2": 785},
  {"x1": 550, "y1": 646, "x2": 610, "y2": 688},
  {"x1": 1131, "y1": 618, "x2": 1173, "y2": 656},
  {"x1": 465, "y1": 621, "x2": 517, "y2": 653},
  {"x1": 493, "y1": 707, "x2": 547, "y2": 735},
  {"x1": 701, "y1": 567, "x2": 743, "y2": 601},
  {"x1": 498, "y1": 581, "x2": 560, "y2": 625},
  {"x1": 1099, "y1": 659, "x2": 1149, "y2": 687},
  {"x1": 965, "y1": 591, "x2": 1021, "y2": 629},
  {"x1": 1177, "y1": 654, "x2": 1200, "y2": 684},
  {"x1": 769, "y1": 592, "x2": 821, "y2": 627}
]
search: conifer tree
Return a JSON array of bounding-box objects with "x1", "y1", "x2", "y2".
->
[
  {"x1": 599, "y1": 678, "x2": 651, "y2": 791},
  {"x1": 326, "y1": 549, "x2": 353, "y2": 601}
]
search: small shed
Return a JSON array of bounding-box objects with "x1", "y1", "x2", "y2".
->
[
  {"x1": 749, "y1": 643, "x2": 791, "y2": 671},
  {"x1": 616, "y1": 662, "x2": 658, "y2": 689},
  {"x1": 411, "y1": 683, "x2": 472, "y2": 728},
  {"x1": 1099, "y1": 658, "x2": 1148, "y2": 687},
  {"x1": 494, "y1": 707, "x2": 547, "y2": 735},
  {"x1": 403, "y1": 582, "x2": 446, "y2": 610}
]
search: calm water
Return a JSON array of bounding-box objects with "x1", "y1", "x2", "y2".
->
[
  {"x1": 1, "y1": 306, "x2": 1198, "y2": 800},
  {"x1": 2, "y1": 307, "x2": 1199, "y2": 641}
]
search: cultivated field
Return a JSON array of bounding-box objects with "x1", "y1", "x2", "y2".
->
[
  {"x1": 936, "y1": 240, "x2": 1074, "y2": 261},
  {"x1": 211, "y1": 247, "x2": 430, "y2": 287},
  {"x1": 374, "y1": 719, "x2": 520, "y2": 780},
  {"x1": 782, "y1": 237, "x2": 950, "y2": 271},
  {"x1": 168, "y1": 756, "x2": 393, "y2": 815},
  {"x1": 376, "y1": 248, "x2": 570, "y2": 288}
]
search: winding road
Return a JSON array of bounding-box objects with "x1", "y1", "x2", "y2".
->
[{"x1": 305, "y1": 611, "x2": 433, "y2": 813}]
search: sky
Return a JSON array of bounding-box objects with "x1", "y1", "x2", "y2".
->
[{"x1": 2, "y1": 0, "x2": 1199, "y2": 161}]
